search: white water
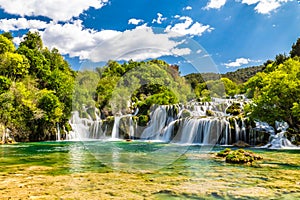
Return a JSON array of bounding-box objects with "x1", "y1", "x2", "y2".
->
[
  {"x1": 67, "y1": 110, "x2": 106, "y2": 140},
  {"x1": 261, "y1": 121, "x2": 298, "y2": 149},
  {"x1": 66, "y1": 98, "x2": 297, "y2": 148},
  {"x1": 56, "y1": 123, "x2": 61, "y2": 141}
]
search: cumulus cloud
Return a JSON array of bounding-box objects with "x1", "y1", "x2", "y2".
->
[
  {"x1": 0, "y1": 18, "x2": 49, "y2": 32},
  {"x1": 224, "y1": 58, "x2": 251, "y2": 68},
  {"x1": 241, "y1": 0, "x2": 289, "y2": 14},
  {"x1": 1, "y1": 17, "x2": 193, "y2": 62},
  {"x1": 165, "y1": 16, "x2": 213, "y2": 37},
  {"x1": 128, "y1": 18, "x2": 143, "y2": 25},
  {"x1": 41, "y1": 20, "x2": 120, "y2": 59},
  {"x1": 6, "y1": 19, "x2": 188, "y2": 62},
  {"x1": 152, "y1": 13, "x2": 167, "y2": 24},
  {"x1": 0, "y1": 0, "x2": 108, "y2": 22},
  {"x1": 88, "y1": 26, "x2": 190, "y2": 62},
  {"x1": 204, "y1": 0, "x2": 227, "y2": 10}
]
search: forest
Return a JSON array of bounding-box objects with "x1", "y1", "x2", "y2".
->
[
  {"x1": 1, "y1": 31, "x2": 300, "y2": 142},
  {"x1": 0, "y1": 32, "x2": 75, "y2": 142}
]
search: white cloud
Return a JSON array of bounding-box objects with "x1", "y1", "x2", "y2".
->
[
  {"x1": 128, "y1": 18, "x2": 143, "y2": 25},
  {"x1": 0, "y1": 18, "x2": 49, "y2": 32},
  {"x1": 152, "y1": 13, "x2": 167, "y2": 24},
  {"x1": 204, "y1": 0, "x2": 227, "y2": 10},
  {"x1": 10, "y1": 20, "x2": 189, "y2": 62},
  {"x1": 40, "y1": 20, "x2": 120, "y2": 59},
  {"x1": 241, "y1": 0, "x2": 289, "y2": 14},
  {"x1": 183, "y1": 6, "x2": 192, "y2": 10},
  {"x1": 88, "y1": 26, "x2": 190, "y2": 62},
  {"x1": 0, "y1": 0, "x2": 108, "y2": 22},
  {"x1": 165, "y1": 16, "x2": 213, "y2": 37},
  {"x1": 4, "y1": 17, "x2": 193, "y2": 62},
  {"x1": 224, "y1": 58, "x2": 251, "y2": 68},
  {"x1": 203, "y1": 0, "x2": 289, "y2": 14},
  {"x1": 171, "y1": 48, "x2": 191, "y2": 56}
]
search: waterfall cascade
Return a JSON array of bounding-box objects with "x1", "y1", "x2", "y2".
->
[
  {"x1": 65, "y1": 98, "x2": 296, "y2": 148},
  {"x1": 260, "y1": 121, "x2": 297, "y2": 149}
]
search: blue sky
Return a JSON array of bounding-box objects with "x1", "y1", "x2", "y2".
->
[{"x1": 0, "y1": 0, "x2": 299, "y2": 74}]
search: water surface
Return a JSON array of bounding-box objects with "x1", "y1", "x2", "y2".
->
[{"x1": 1, "y1": 141, "x2": 300, "y2": 199}]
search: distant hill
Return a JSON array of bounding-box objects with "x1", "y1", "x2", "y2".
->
[
  {"x1": 184, "y1": 65, "x2": 264, "y2": 87},
  {"x1": 222, "y1": 65, "x2": 265, "y2": 84}
]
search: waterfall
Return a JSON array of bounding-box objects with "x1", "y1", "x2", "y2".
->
[
  {"x1": 111, "y1": 116, "x2": 121, "y2": 139},
  {"x1": 56, "y1": 123, "x2": 61, "y2": 141},
  {"x1": 65, "y1": 97, "x2": 298, "y2": 148},
  {"x1": 67, "y1": 109, "x2": 105, "y2": 140},
  {"x1": 140, "y1": 106, "x2": 168, "y2": 140},
  {"x1": 263, "y1": 121, "x2": 297, "y2": 149}
]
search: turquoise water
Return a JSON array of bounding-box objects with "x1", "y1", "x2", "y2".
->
[{"x1": 1, "y1": 141, "x2": 300, "y2": 199}]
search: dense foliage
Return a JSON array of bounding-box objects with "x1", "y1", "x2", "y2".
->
[
  {"x1": 240, "y1": 38, "x2": 300, "y2": 133},
  {"x1": 184, "y1": 67, "x2": 264, "y2": 100},
  {"x1": 222, "y1": 66, "x2": 265, "y2": 84},
  {"x1": 245, "y1": 58, "x2": 300, "y2": 131},
  {"x1": 93, "y1": 59, "x2": 193, "y2": 125},
  {"x1": 0, "y1": 32, "x2": 75, "y2": 142}
]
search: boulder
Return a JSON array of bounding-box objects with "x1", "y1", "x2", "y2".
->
[{"x1": 233, "y1": 140, "x2": 250, "y2": 147}]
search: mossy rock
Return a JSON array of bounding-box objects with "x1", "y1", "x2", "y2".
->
[
  {"x1": 180, "y1": 110, "x2": 191, "y2": 118},
  {"x1": 217, "y1": 148, "x2": 263, "y2": 164},
  {"x1": 206, "y1": 110, "x2": 215, "y2": 116},
  {"x1": 226, "y1": 103, "x2": 242, "y2": 116},
  {"x1": 216, "y1": 148, "x2": 231, "y2": 157}
]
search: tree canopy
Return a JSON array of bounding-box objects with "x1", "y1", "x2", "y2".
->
[{"x1": 0, "y1": 31, "x2": 75, "y2": 141}]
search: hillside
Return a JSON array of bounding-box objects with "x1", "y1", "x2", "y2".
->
[{"x1": 184, "y1": 65, "x2": 265, "y2": 87}]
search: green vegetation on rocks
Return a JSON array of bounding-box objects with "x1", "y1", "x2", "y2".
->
[{"x1": 217, "y1": 148, "x2": 263, "y2": 164}]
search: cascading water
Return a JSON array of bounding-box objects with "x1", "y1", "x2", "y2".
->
[
  {"x1": 261, "y1": 121, "x2": 297, "y2": 149},
  {"x1": 67, "y1": 110, "x2": 106, "y2": 140},
  {"x1": 111, "y1": 116, "x2": 121, "y2": 139},
  {"x1": 140, "y1": 105, "x2": 173, "y2": 140},
  {"x1": 66, "y1": 98, "x2": 297, "y2": 148},
  {"x1": 56, "y1": 123, "x2": 61, "y2": 141}
]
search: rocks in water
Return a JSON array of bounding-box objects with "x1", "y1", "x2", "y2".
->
[
  {"x1": 233, "y1": 140, "x2": 250, "y2": 147},
  {"x1": 216, "y1": 148, "x2": 263, "y2": 164}
]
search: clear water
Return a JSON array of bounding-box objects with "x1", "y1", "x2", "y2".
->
[{"x1": 1, "y1": 141, "x2": 300, "y2": 199}]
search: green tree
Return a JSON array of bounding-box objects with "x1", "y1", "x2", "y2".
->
[
  {"x1": 0, "y1": 76, "x2": 11, "y2": 94},
  {"x1": 0, "y1": 35, "x2": 15, "y2": 54},
  {"x1": 221, "y1": 77, "x2": 238, "y2": 97},
  {"x1": 0, "y1": 52, "x2": 30, "y2": 79},
  {"x1": 0, "y1": 31, "x2": 75, "y2": 142},
  {"x1": 250, "y1": 59, "x2": 300, "y2": 131},
  {"x1": 290, "y1": 37, "x2": 300, "y2": 58},
  {"x1": 19, "y1": 31, "x2": 43, "y2": 50},
  {"x1": 1, "y1": 32, "x2": 13, "y2": 41}
]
